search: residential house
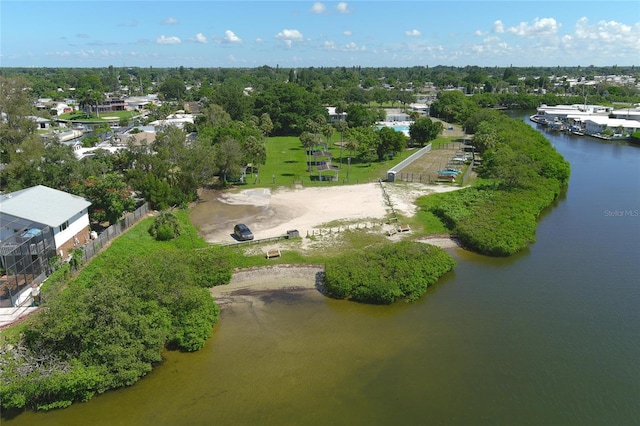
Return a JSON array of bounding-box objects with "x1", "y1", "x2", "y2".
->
[
  {"x1": 326, "y1": 106, "x2": 347, "y2": 123},
  {"x1": 0, "y1": 185, "x2": 92, "y2": 308},
  {"x1": 0, "y1": 185, "x2": 92, "y2": 258}
]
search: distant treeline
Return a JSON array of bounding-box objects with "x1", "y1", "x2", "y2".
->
[{"x1": 1, "y1": 64, "x2": 638, "y2": 105}]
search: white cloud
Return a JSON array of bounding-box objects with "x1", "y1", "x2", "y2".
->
[
  {"x1": 323, "y1": 40, "x2": 337, "y2": 50},
  {"x1": 507, "y1": 17, "x2": 559, "y2": 38},
  {"x1": 224, "y1": 30, "x2": 242, "y2": 44},
  {"x1": 336, "y1": 2, "x2": 351, "y2": 14},
  {"x1": 344, "y1": 42, "x2": 364, "y2": 51},
  {"x1": 162, "y1": 17, "x2": 178, "y2": 25},
  {"x1": 321, "y1": 40, "x2": 365, "y2": 52},
  {"x1": 276, "y1": 29, "x2": 303, "y2": 47},
  {"x1": 493, "y1": 20, "x2": 505, "y2": 34},
  {"x1": 194, "y1": 33, "x2": 207, "y2": 44},
  {"x1": 310, "y1": 2, "x2": 326, "y2": 14},
  {"x1": 568, "y1": 17, "x2": 640, "y2": 56},
  {"x1": 343, "y1": 30, "x2": 352, "y2": 36},
  {"x1": 405, "y1": 29, "x2": 422, "y2": 37},
  {"x1": 156, "y1": 35, "x2": 181, "y2": 45},
  {"x1": 574, "y1": 17, "x2": 638, "y2": 42},
  {"x1": 255, "y1": 37, "x2": 264, "y2": 43}
]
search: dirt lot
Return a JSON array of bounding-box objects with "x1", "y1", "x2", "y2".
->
[{"x1": 396, "y1": 121, "x2": 473, "y2": 184}]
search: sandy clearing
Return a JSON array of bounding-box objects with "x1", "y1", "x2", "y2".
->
[{"x1": 202, "y1": 182, "x2": 462, "y2": 244}]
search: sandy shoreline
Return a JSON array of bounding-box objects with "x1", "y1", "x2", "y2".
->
[{"x1": 210, "y1": 264, "x2": 325, "y2": 308}]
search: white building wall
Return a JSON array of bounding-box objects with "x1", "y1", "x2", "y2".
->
[{"x1": 53, "y1": 209, "x2": 90, "y2": 249}]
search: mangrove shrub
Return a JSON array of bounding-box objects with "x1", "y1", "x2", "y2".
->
[{"x1": 324, "y1": 241, "x2": 456, "y2": 304}]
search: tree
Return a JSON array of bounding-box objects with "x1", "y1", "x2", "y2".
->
[
  {"x1": 429, "y1": 90, "x2": 477, "y2": 124},
  {"x1": 482, "y1": 144, "x2": 537, "y2": 189},
  {"x1": 1, "y1": 134, "x2": 45, "y2": 191},
  {"x1": 201, "y1": 104, "x2": 232, "y2": 127},
  {"x1": 333, "y1": 120, "x2": 349, "y2": 166},
  {"x1": 209, "y1": 84, "x2": 252, "y2": 121},
  {"x1": 409, "y1": 117, "x2": 443, "y2": 146},
  {"x1": 253, "y1": 82, "x2": 327, "y2": 135},
  {"x1": 213, "y1": 138, "x2": 244, "y2": 183},
  {"x1": 40, "y1": 142, "x2": 82, "y2": 189},
  {"x1": 242, "y1": 135, "x2": 266, "y2": 173},
  {"x1": 159, "y1": 78, "x2": 186, "y2": 101},
  {"x1": 345, "y1": 104, "x2": 376, "y2": 128},
  {"x1": 76, "y1": 173, "x2": 136, "y2": 225},
  {"x1": 259, "y1": 113, "x2": 274, "y2": 139},
  {"x1": 375, "y1": 127, "x2": 406, "y2": 161},
  {"x1": 299, "y1": 131, "x2": 323, "y2": 173},
  {"x1": 321, "y1": 123, "x2": 335, "y2": 145},
  {"x1": 0, "y1": 76, "x2": 37, "y2": 163},
  {"x1": 471, "y1": 121, "x2": 499, "y2": 154},
  {"x1": 77, "y1": 76, "x2": 105, "y2": 118}
]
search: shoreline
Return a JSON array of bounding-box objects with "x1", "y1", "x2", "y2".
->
[
  {"x1": 210, "y1": 264, "x2": 326, "y2": 308},
  {"x1": 210, "y1": 233, "x2": 463, "y2": 308}
]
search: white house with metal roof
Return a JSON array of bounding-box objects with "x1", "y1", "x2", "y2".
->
[{"x1": 0, "y1": 185, "x2": 92, "y2": 257}]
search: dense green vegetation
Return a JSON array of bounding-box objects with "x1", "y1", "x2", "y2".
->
[
  {"x1": 417, "y1": 111, "x2": 570, "y2": 256},
  {"x1": 0, "y1": 211, "x2": 235, "y2": 411},
  {"x1": 324, "y1": 241, "x2": 456, "y2": 304}
]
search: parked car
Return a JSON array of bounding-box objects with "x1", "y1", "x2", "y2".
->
[{"x1": 233, "y1": 223, "x2": 254, "y2": 241}]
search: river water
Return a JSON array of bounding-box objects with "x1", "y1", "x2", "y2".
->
[{"x1": 5, "y1": 114, "x2": 640, "y2": 425}]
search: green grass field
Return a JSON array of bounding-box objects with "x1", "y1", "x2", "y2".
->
[
  {"x1": 57, "y1": 110, "x2": 138, "y2": 122},
  {"x1": 242, "y1": 134, "x2": 419, "y2": 188}
]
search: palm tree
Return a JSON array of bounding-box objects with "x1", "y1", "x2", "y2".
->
[
  {"x1": 334, "y1": 121, "x2": 349, "y2": 165},
  {"x1": 344, "y1": 138, "x2": 359, "y2": 182},
  {"x1": 299, "y1": 131, "x2": 321, "y2": 174}
]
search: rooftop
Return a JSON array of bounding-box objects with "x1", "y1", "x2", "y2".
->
[{"x1": 0, "y1": 185, "x2": 91, "y2": 228}]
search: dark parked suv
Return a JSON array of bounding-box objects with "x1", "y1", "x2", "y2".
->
[{"x1": 233, "y1": 223, "x2": 254, "y2": 241}]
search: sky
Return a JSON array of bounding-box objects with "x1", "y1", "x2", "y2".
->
[{"x1": 1, "y1": 1, "x2": 639, "y2": 68}]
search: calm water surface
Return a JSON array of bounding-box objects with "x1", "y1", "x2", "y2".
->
[{"x1": 5, "y1": 115, "x2": 640, "y2": 425}]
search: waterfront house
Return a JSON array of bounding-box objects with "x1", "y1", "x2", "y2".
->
[{"x1": 0, "y1": 185, "x2": 92, "y2": 308}]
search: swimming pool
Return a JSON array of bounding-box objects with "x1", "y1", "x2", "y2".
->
[{"x1": 376, "y1": 122, "x2": 412, "y2": 133}]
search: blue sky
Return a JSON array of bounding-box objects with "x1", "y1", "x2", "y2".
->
[{"x1": 2, "y1": 1, "x2": 639, "y2": 68}]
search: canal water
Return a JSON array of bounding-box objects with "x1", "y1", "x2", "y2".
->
[{"x1": 5, "y1": 115, "x2": 640, "y2": 425}]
